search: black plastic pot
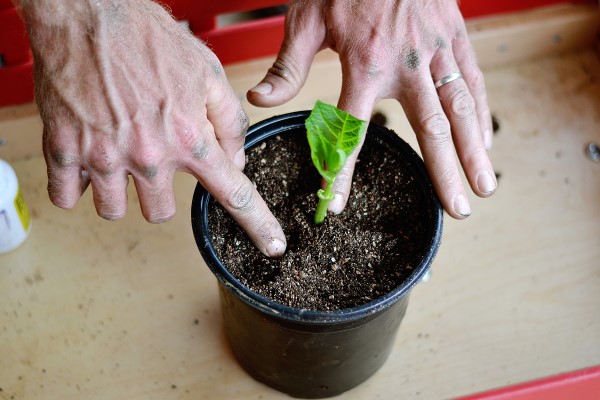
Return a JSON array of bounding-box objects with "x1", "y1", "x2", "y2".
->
[{"x1": 191, "y1": 111, "x2": 443, "y2": 398}]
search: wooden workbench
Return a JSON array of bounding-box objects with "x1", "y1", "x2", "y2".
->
[{"x1": 1, "y1": 8, "x2": 599, "y2": 399}]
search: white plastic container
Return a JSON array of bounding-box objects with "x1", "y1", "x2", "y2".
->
[{"x1": 0, "y1": 159, "x2": 31, "y2": 253}]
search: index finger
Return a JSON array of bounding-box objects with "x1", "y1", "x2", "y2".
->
[{"x1": 187, "y1": 135, "x2": 287, "y2": 258}]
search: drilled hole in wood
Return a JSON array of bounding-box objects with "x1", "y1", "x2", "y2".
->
[{"x1": 585, "y1": 142, "x2": 600, "y2": 162}]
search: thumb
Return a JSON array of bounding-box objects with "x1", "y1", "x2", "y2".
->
[{"x1": 247, "y1": 14, "x2": 324, "y2": 107}]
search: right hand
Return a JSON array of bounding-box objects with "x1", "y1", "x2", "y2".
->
[
  {"x1": 248, "y1": 0, "x2": 497, "y2": 220},
  {"x1": 21, "y1": 0, "x2": 286, "y2": 257}
]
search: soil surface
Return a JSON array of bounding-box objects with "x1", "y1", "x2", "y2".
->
[{"x1": 208, "y1": 129, "x2": 431, "y2": 311}]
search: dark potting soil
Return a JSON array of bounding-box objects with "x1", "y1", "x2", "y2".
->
[{"x1": 208, "y1": 130, "x2": 430, "y2": 311}]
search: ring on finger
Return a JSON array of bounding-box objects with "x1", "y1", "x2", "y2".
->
[{"x1": 434, "y1": 72, "x2": 463, "y2": 89}]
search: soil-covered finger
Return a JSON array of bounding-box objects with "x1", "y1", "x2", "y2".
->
[{"x1": 188, "y1": 141, "x2": 286, "y2": 257}]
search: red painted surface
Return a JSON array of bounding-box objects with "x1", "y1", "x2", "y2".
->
[
  {"x1": 0, "y1": 0, "x2": 597, "y2": 107},
  {"x1": 0, "y1": 0, "x2": 14, "y2": 11},
  {"x1": 0, "y1": 5, "x2": 33, "y2": 108},
  {"x1": 0, "y1": 61, "x2": 33, "y2": 107},
  {"x1": 459, "y1": 0, "x2": 594, "y2": 19},
  {"x1": 197, "y1": 15, "x2": 286, "y2": 66},
  {"x1": 456, "y1": 365, "x2": 600, "y2": 400}
]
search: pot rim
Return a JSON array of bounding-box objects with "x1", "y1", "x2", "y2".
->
[{"x1": 191, "y1": 111, "x2": 443, "y2": 324}]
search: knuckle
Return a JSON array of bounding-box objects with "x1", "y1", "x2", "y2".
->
[
  {"x1": 352, "y1": 35, "x2": 389, "y2": 80},
  {"x1": 268, "y1": 58, "x2": 291, "y2": 80},
  {"x1": 192, "y1": 139, "x2": 210, "y2": 160},
  {"x1": 448, "y1": 90, "x2": 476, "y2": 118},
  {"x1": 335, "y1": 171, "x2": 350, "y2": 187},
  {"x1": 434, "y1": 166, "x2": 461, "y2": 195},
  {"x1": 49, "y1": 151, "x2": 79, "y2": 168},
  {"x1": 88, "y1": 148, "x2": 121, "y2": 176},
  {"x1": 225, "y1": 179, "x2": 256, "y2": 213},
  {"x1": 132, "y1": 149, "x2": 162, "y2": 180},
  {"x1": 440, "y1": 166, "x2": 459, "y2": 185},
  {"x1": 465, "y1": 69, "x2": 486, "y2": 93},
  {"x1": 238, "y1": 109, "x2": 250, "y2": 136},
  {"x1": 205, "y1": 51, "x2": 226, "y2": 77},
  {"x1": 179, "y1": 126, "x2": 199, "y2": 149},
  {"x1": 463, "y1": 147, "x2": 490, "y2": 170},
  {"x1": 268, "y1": 56, "x2": 302, "y2": 87},
  {"x1": 333, "y1": 168, "x2": 352, "y2": 190},
  {"x1": 173, "y1": 117, "x2": 202, "y2": 152},
  {"x1": 350, "y1": 57, "x2": 385, "y2": 82},
  {"x1": 171, "y1": 117, "x2": 206, "y2": 158},
  {"x1": 419, "y1": 113, "x2": 451, "y2": 145}
]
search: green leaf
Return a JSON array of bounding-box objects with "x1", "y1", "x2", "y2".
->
[
  {"x1": 306, "y1": 100, "x2": 368, "y2": 184},
  {"x1": 305, "y1": 100, "x2": 368, "y2": 224}
]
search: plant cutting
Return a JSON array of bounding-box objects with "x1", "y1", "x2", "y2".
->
[
  {"x1": 305, "y1": 100, "x2": 368, "y2": 224},
  {"x1": 191, "y1": 105, "x2": 443, "y2": 398}
]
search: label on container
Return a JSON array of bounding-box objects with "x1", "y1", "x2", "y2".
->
[{"x1": 13, "y1": 186, "x2": 30, "y2": 231}]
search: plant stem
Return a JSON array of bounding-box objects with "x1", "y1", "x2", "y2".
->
[{"x1": 315, "y1": 180, "x2": 335, "y2": 224}]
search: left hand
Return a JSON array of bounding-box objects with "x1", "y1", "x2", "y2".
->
[
  {"x1": 247, "y1": 0, "x2": 497, "y2": 219},
  {"x1": 21, "y1": 0, "x2": 287, "y2": 257}
]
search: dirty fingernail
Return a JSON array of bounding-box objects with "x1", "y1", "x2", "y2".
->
[
  {"x1": 265, "y1": 238, "x2": 286, "y2": 258},
  {"x1": 477, "y1": 170, "x2": 497, "y2": 195},
  {"x1": 453, "y1": 194, "x2": 471, "y2": 218},
  {"x1": 328, "y1": 194, "x2": 345, "y2": 214},
  {"x1": 249, "y1": 82, "x2": 273, "y2": 95}
]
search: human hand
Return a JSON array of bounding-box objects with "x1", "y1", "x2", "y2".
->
[
  {"x1": 20, "y1": 0, "x2": 286, "y2": 256},
  {"x1": 247, "y1": 0, "x2": 497, "y2": 219}
]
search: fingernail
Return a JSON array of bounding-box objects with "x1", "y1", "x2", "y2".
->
[
  {"x1": 476, "y1": 170, "x2": 497, "y2": 195},
  {"x1": 453, "y1": 194, "x2": 471, "y2": 217},
  {"x1": 328, "y1": 194, "x2": 345, "y2": 214},
  {"x1": 483, "y1": 130, "x2": 493, "y2": 150},
  {"x1": 249, "y1": 82, "x2": 273, "y2": 95},
  {"x1": 265, "y1": 238, "x2": 286, "y2": 258},
  {"x1": 234, "y1": 148, "x2": 245, "y2": 170}
]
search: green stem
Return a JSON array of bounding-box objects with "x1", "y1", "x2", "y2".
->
[{"x1": 315, "y1": 180, "x2": 335, "y2": 224}]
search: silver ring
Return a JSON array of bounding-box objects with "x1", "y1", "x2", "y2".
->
[{"x1": 434, "y1": 72, "x2": 462, "y2": 89}]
